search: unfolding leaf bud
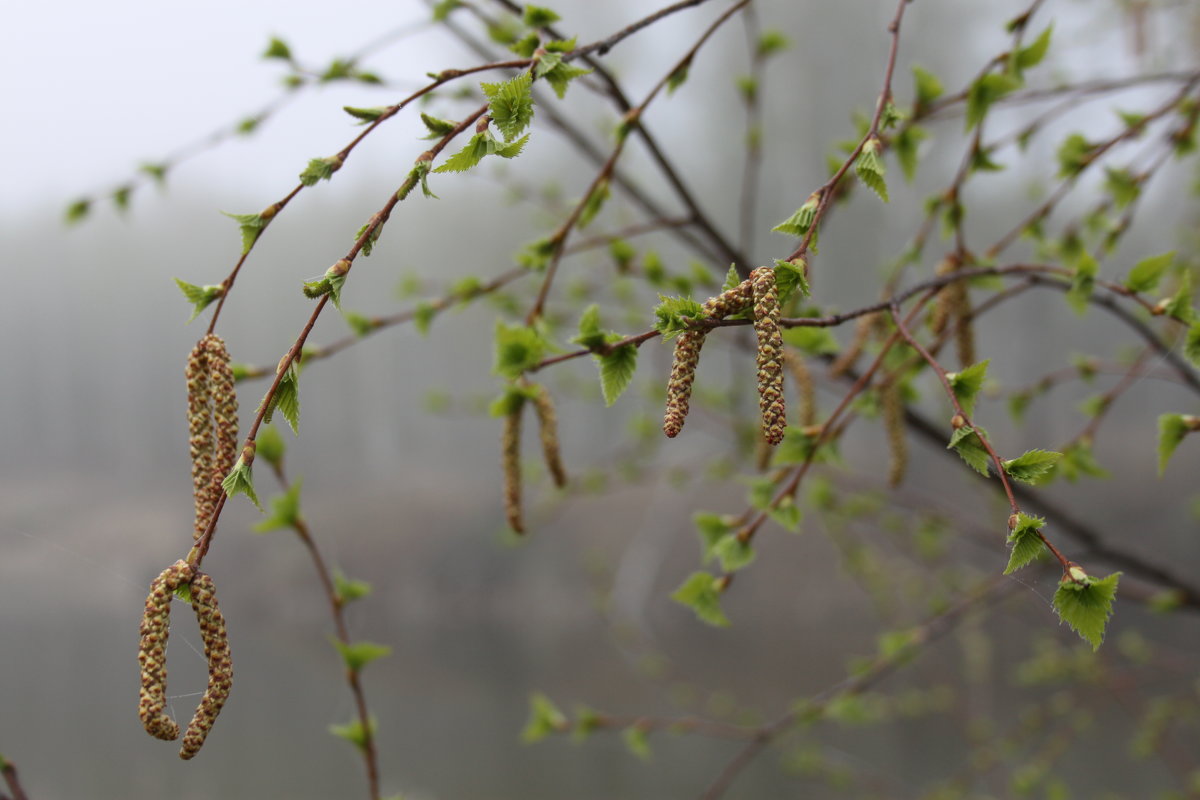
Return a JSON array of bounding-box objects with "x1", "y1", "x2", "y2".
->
[
  {"x1": 1067, "y1": 565, "x2": 1089, "y2": 583},
  {"x1": 1008, "y1": 513, "x2": 1020, "y2": 530},
  {"x1": 951, "y1": 414, "x2": 967, "y2": 429},
  {"x1": 328, "y1": 259, "x2": 351, "y2": 279}
]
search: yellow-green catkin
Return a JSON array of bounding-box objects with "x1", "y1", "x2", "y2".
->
[
  {"x1": 531, "y1": 386, "x2": 567, "y2": 489},
  {"x1": 502, "y1": 401, "x2": 525, "y2": 534},
  {"x1": 138, "y1": 560, "x2": 195, "y2": 741},
  {"x1": 179, "y1": 571, "x2": 233, "y2": 760},
  {"x1": 663, "y1": 280, "x2": 753, "y2": 438},
  {"x1": 751, "y1": 267, "x2": 786, "y2": 446},
  {"x1": 187, "y1": 335, "x2": 239, "y2": 541},
  {"x1": 830, "y1": 314, "x2": 873, "y2": 378},
  {"x1": 882, "y1": 378, "x2": 907, "y2": 487},
  {"x1": 783, "y1": 349, "x2": 817, "y2": 427}
]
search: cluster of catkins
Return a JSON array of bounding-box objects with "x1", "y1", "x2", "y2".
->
[
  {"x1": 502, "y1": 383, "x2": 566, "y2": 534},
  {"x1": 137, "y1": 560, "x2": 233, "y2": 760},
  {"x1": 139, "y1": 334, "x2": 239, "y2": 759},
  {"x1": 664, "y1": 266, "x2": 787, "y2": 445}
]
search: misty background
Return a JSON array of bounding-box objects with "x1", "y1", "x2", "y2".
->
[{"x1": 2, "y1": 1, "x2": 1199, "y2": 798}]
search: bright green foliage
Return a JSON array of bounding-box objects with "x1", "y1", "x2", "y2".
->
[
  {"x1": 598, "y1": 345, "x2": 638, "y2": 406},
  {"x1": 774, "y1": 258, "x2": 810, "y2": 304},
  {"x1": 1124, "y1": 251, "x2": 1174, "y2": 293},
  {"x1": 671, "y1": 572, "x2": 730, "y2": 627},
  {"x1": 488, "y1": 384, "x2": 534, "y2": 417},
  {"x1": 262, "y1": 363, "x2": 301, "y2": 434},
  {"x1": 254, "y1": 480, "x2": 302, "y2": 533},
  {"x1": 1158, "y1": 413, "x2": 1196, "y2": 475},
  {"x1": 1055, "y1": 441, "x2": 1110, "y2": 482},
  {"x1": 571, "y1": 304, "x2": 606, "y2": 350},
  {"x1": 343, "y1": 105, "x2": 388, "y2": 123},
  {"x1": 893, "y1": 125, "x2": 928, "y2": 182},
  {"x1": 879, "y1": 101, "x2": 905, "y2": 131},
  {"x1": 493, "y1": 322, "x2": 545, "y2": 378},
  {"x1": 332, "y1": 639, "x2": 392, "y2": 672},
  {"x1": 735, "y1": 75, "x2": 757, "y2": 103},
  {"x1": 912, "y1": 65, "x2": 944, "y2": 109},
  {"x1": 855, "y1": 137, "x2": 888, "y2": 202},
  {"x1": 694, "y1": 512, "x2": 732, "y2": 563},
  {"x1": 1002, "y1": 449, "x2": 1062, "y2": 485},
  {"x1": 299, "y1": 155, "x2": 343, "y2": 186},
  {"x1": 413, "y1": 303, "x2": 436, "y2": 336},
  {"x1": 544, "y1": 36, "x2": 575, "y2": 53},
  {"x1": 398, "y1": 160, "x2": 437, "y2": 202},
  {"x1": 577, "y1": 179, "x2": 609, "y2": 229},
  {"x1": 420, "y1": 112, "x2": 458, "y2": 139},
  {"x1": 783, "y1": 326, "x2": 839, "y2": 356},
  {"x1": 666, "y1": 58, "x2": 691, "y2": 95},
  {"x1": 521, "y1": 693, "x2": 567, "y2": 743},
  {"x1": 257, "y1": 425, "x2": 286, "y2": 467},
  {"x1": 1185, "y1": 322, "x2": 1200, "y2": 367},
  {"x1": 333, "y1": 569, "x2": 372, "y2": 604},
  {"x1": 622, "y1": 726, "x2": 652, "y2": 761},
  {"x1": 652, "y1": 295, "x2": 704, "y2": 338},
  {"x1": 757, "y1": 29, "x2": 790, "y2": 57},
  {"x1": 222, "y1": 454, "x2": 263, "y2": 510},
  {"x1": 1103, "y1": 167, "x2": 1140, "y2": 209},
  {"x1": 534, "y1": 51, "x2": 591, "y2": 99},
  {"x1": 262, "y1": 36, "x2": 292, "y2": 60},
  {"x1": 572, "y1": 706, "x2": 602, "y2": 742},
  {"x1": 965, "y1": 72, "x2": 1021, "y2": 130},
  {"x1": 1004, "y1": 513, "x2": 1046, "y2": 574},
  {"x1": 1052, "y1": 571, "x2": 1121, "y2": 651},
  {"x1": 343, "y1": 311, "x2": 377, "y2": 338},
  {"x1": 1162, "y1": 272, "x2": 1193, "y2": 322},
  {"x1": 174, "y1": 279, "x2": 224, "y2": 322},
  {"x1": 434, "y1": 131, "x2": 530, "y2": 173},
  {"x1": 711, "y1": 534, "x2": 755, "y2": 573},
  {"x1": 769, "y1": 496, "x2": 802, "y2": 533},
  {"x1": 948, "y1": 426, "x2": 991, "y2": 476},
  {"x1": 510, "y1": 32, "x2": 540, "y2": 58},
  {"x1": 772, "y1": 193, "x2": 819, "y2": 238},
  {"x1": 222, "y1": 211, "x2": 268, "y2": 254},
  {"x1": 482, "y1": 73, "x2": 534, "y2": 141},
  {"x1": 1014, "y1": 25, "x2": 1053, "y2": 70},
  {"x1": 522, "y1": 4, "x2": 560, "y2": 26},
  {"x1": 329, "y1": 715, "x2": 377, "y2": 752},
  {"x1": 970, "y1": 146, "x2": 1004, "y2": 173},
  {"x1": 515, "y1": 235, "x2": 557, "y2": 271},
  {"x1": 947, "y1": 360, "x2": 989, "y2": 416},
  {"x1": 1056, "y1": 133, "x2": 1095, "y2": 178}
]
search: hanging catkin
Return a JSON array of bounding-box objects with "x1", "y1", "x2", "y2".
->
[
  {"x1": 662, "y1": 281, "x2": 753, "y2": 438},
  {"x1": 138, "y1": 560, "x2": 195, "y2": 741},
  {"x1": 783, "y1": 349, "x2": 817, "y2": 427},
  {"x1": 502, "y1": 399, "x2": 525, "y2": 533},
  {"x1": 179, "y1": 571, "x2": 233, "y2": 760},
  {"x1": 882, "y1": 378, "x2": 908, "y2": 487},
  {"x1": 186, "y1": 334, "x2": 239, "y2": 541},
  {"x1": 751, "y1": 267, "x2": 786, "y2": 446},
  {"x1": 530, "y1": 385, "x2": 567, "y2": 488}
]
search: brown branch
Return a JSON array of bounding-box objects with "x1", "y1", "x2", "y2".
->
[{"x1": 0, "y1": 758, "x2": 28, "y2": 800}]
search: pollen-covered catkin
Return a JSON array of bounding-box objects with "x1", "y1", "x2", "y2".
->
[
  {"x1": 751, "y1": 267, "x2": 786, "y2": 446},
  {"x1": 663, "y1": 281, "x2": 753, "y2": 438},
  {"x1": 138, "y1": 560, "x2": 195, "y2": 741},
  {"x1": 179, "y1": 571, "x2": 233, "y2": 760},
  {"x1": 531, "y1": 386, "x2": 567, "y2": 489},
  {"x1": 882, "y1": 378, "x2": 908, "y2": 487},
  {"x1": 186, "y1": 341, "x2": 214, "y2": 540},
  {"x1": 502, "y1": 401, "x2": 525, "y2": 534},
  {"x1": 204, "y1": 335, "x2": 239, "y2": 535}
]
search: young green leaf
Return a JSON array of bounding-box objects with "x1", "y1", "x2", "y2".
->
[
  {"x1": 434, "y1": 131, "x2": 530, "y2": 173},
  {"x1": 893, "y1": 125, "x2": 928, "y2": 182},
  {"x1": 222, "y1": 453, "x2": 263, "y2": 510},
  {"x1": 1103, "y1": 167, "x2": 1140, "y2": 209},
  {"x1": 1053, "y1": 571, "x2": 1121, "y2": 651},
  {"x1": 522, "y1": 4, "x2": 560, "y2": 26},
  {"x1": 1185, "y1": 322, "x2": 1200, "y2": 368},
  {"x1": 671, "y1": 572, "x2": 730, "y2": 627},
  {"x1": 1014, "y1": 25, "x2": 1053, "y2": 70},
  {"x1": 1158, "y1": 413, "x2": 1198, "y2": 475},
  {"x1": 343, "y1": 311, "x2": 377, "y2": 338},
  {"x1": 1002, "y1": 449, "x2": 1063, "y2": 485},
  {"x1": 534, "y1": 51, "x2": 591, "y2": 99},
  {"x1": 1004, "y1": 512, "x2": 1046, "y2": 574},
  {"x1": 1055, "y1": 440, "x2": 1110, "y2": 482},
  {"x1": 694, "y1": 512, "x2": 732, "y2": 563},
  {"x1": 947, "y1": 425, "x2": 991, "y2": 476},
  {"x1": 1124, "y1": 251, "x2": 1174, "y2": 293},
  {"x1": 598, "y1": 344, "x2": 637, "y2": 406},
  {"x1": 622, "y1": 726, "x2": 652, "y2": 761},
  {"x1": 331, "y1": 639, "x2": 392, "y2": 672},
  {"x1": 222, "y1": 211, "x2": 268, "y2": 254},
  {"x1": 947, "y1": 360, "x2": 989, "y2": 416},
  {"x1": 515, "y1": 234, "x2": 557, "y2": 271},
  {"x1": 521, "y1": 692, "x2": 568, "y2": 743},
  {"x1": 773, "y1": 258, "x2": 810, "y2": 304},
  {"x1": 965, "y1": 72, "x2": 1021, "y2": 130},
  {"x1": 254, "y1": 480, "x2": 303, "y2": 533},
  {"x1": 711, "y1": 534, "x2": 756, "y2": 573},
  {"x1": 174, "y1": 279, "x2": 224, "y2": 323},
  {"x1": 1056, "y1": 133, "x2": 1095, "y2": 178},
  {"x1": 756, "y1": 29, "x2": 790, "y2": 58},
  {"x1": 260, "y1": 362, "x2": 301, "y2": 434},
  {"x1": 1161, "y1": 271, "x2": 1194, "y2": 322},
  {"x1": 482, "y1": 73, "x2": 534, "y2": 141},
  {"x1": 343, "y1": 105, "x2": 389, "y2": 123},
  {"x1": 329, "y1": 716, "x2": 377, "y2": 752},
  {"x1": 299, "y1": 155, "x2": 344, "y2": 186},
  {"x1": 912, "y1": 65, "x2": 944, "y2": 109},
  {"x1": 257, "y1": 425, "x2": 286, "y2": 467},
  {"x1": 666, "y1": 58, "x2": 691, "y2": 95},
  {"x1": 855, "y1": 137, "x2": 888, "y2": 202},
  {"x1": 333, "y1": 569, "x2": 373, "y2": 604},
  {"x1": 577, "y1": 179, "x2": 609, "y2": 229},
  {"x1": 572, "y1": 304, "x2": 605, "y2": 350},
  {"x1": 652, "y1": 295, "x2": 705, "y2": 338},
  {"x1": 772, "y1": 192, "x2": 820, "y2": 238},
  {"x1": 494, "y1": 322, "x2": 545, "y2": 378}
]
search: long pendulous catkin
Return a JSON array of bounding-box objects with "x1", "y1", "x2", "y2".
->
[
  {"x1": 138, "y1": 560, "x2": 195, "y2": 741},
  {"x1": 783, "y1": 349, "x2": 817, "y2": 427},
  {"x1": 663, "y1": 281, "x2": 753, "y2": 438},
  {"x1": 751, "y1": 267, "x2": 786, "y2": 446},
  {"x1": 502, "y1": 400, "x2": 525, "y2": 534},
  {"x1": 882, "y1": 378, "x2": 908, "y2": 487},
  {"x1": 187, "y1": 335, "x2": 239, "y2": 541},
  {"x1": 530, "y1": 386, "x2": 567, "y2": 489},
  {"x1": 179, "y1": 571, "x2": 233, "y2": 760}
]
